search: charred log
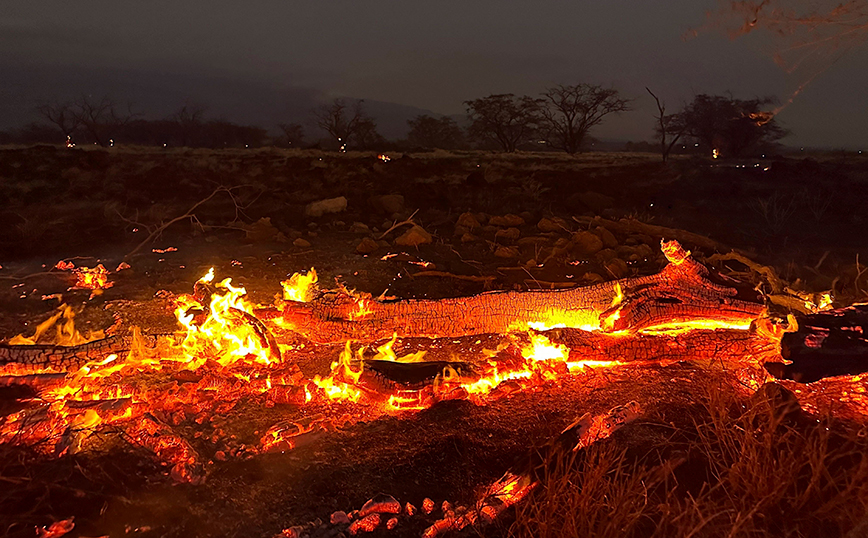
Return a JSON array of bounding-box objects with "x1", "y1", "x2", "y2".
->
[
  {"x1": 268, "y1": 241, "x2": 764, "y2": 344},
  {"x1": 768, "y1": 304, "x2": 868, "y2": 383}
]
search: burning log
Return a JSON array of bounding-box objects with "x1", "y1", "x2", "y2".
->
[
  {"x1": 0, "y1": 336, "x2": 131, "y2": 374},
  {"x1": 267, "y1": 241, "x2": 764, "y2": 343}
]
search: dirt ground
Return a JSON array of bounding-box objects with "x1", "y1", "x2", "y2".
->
[{"x1": 1, "y1": 146, "x2": 867, "y2": 538}]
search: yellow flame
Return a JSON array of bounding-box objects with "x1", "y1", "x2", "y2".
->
[{"x1": 282, "y1": 268, "x2": 318, "y2": 302}]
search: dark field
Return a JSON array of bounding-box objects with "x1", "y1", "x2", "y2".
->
[{"x1": 1, "y1": 146, "x2": 867, "y2": 538}]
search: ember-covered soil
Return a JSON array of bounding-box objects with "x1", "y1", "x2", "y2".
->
[{"x1": 1, "y1": 146, "x2": 867, "y2": 538}]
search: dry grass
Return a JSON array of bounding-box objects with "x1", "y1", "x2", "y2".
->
[{"x1": 507, "y1": 383, "x2": 868, "y2": 538}]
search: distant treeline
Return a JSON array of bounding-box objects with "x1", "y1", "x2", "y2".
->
[{"x1": 0, "y1": 88, "x2": 789, "y2": 159}]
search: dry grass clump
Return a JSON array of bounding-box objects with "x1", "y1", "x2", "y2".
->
[{"x1": 508, "y1": 383, "x2": 868, "y2": 538}]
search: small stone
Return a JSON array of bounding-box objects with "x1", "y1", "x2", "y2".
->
[
  {"x1": 305, "y1": 196, "x2": 347, "y2": 217},
  {"x1": 571, "y1": 231, "x2": 603, "y2": 255},
  {"x1": 360, "y1": 494, "x2": 401, "y2": 517},
  {"x1": 422, "y1": 498, "x2": 435, "y2": 514},
  {"x1": 456, "y1": 212, "x2": 481, "y2": 229},
  {"x1": 356, "y1": 237, "x2": 379, "y2": 254},
  {"x1": 536, "y1": 218, "x2": 563, "y2": 232},
  {"x1": 349, "y1": 222, "x2": 370, "y2": 234},
  {"x1": 454, "y1": 224, "x2": 470, "y2": 237},
  {"x1": 606, "y1": 258, "x2": 630, "y2": 279},
  {"x1": 594, "y1": 227, "x2": 618, "y2": 248},
  {"x1": 386, "y1": 518, "x2": 398, "y2": 530},
  {"x1": 460, "y1": 233, "x2": 478, "y2": 243},
  {"x1": 293, "y1": 238, "x2": 311, "y2": 248},
  {"x1": 395, "y1": 225, "x2": 433, "y2": 247},
  {"x1": 489, "y1": 214, "x2": 525, "y2": 227},
  {"x1": 331, "y1": 511, "x2": 351, "y2": 525},
  {"x1": 369, "y1": 194, "x2": 405, "y2": 215},
  {"x1": 494, "y1": 246, "x2": 520, "y2": 258},
  {"x1": 634, "y1": 243, "x2": 654, "y2": 259},
  {"x1": 583, "y1": 272, "x2": 604, "y2": 284},
  {"x1": 596, "y1": 248, "x2": 618, "y2": 263},
  {"x1": 517, "y1": 236, "x2": 550, "y2": 248},
  {"x1": 495, "y1": 227, "x2": 521, "y2": 242}
]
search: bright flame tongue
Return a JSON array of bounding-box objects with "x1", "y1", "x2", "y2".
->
[
  {"x1": 8, "y1": 304, "x2": 104, "y2": 346},
  {"x1": 282, "y1": 268, "x2": 318, "y2": 302},
  {"x1": 175, "y1": 269, "x2": 275, "y2": 368}
]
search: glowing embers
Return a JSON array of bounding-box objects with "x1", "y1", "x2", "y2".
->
[
  {"x1": 306, "y1": 332, "x2": 624, "y2": 414},
  {"x1": 175, "y1": 268, "x2": 279, "y2": 367}
]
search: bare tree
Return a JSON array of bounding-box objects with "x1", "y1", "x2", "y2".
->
[
  {"x1": 170, "y1": 104, "x2": 207, "y2": 147},
  {"x1": 646, "y1": 87, "x2": 686, "y2": 162},
  {"x1": 74, "y1": 95, "x2": 140, "y2": 147},
  {"x1": 277, "y1": 123, "x2": 305, "y2": 147},
  {"x1": 538, "y1": 84, "x2": 630, "y2": 154},
  {"x1": 465, "y1": 94, "x2": 541, "y2": 152},
  {"x1": 312, "y1": 98, "x2": 371, "y2": 151},
  {"x1": 36, "y1": 101, "x2": 82, "y2": 142}
]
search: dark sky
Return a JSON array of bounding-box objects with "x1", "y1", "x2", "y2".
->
[{"x1": 2, "y1": 1, "x2": 866, "y2": 148}]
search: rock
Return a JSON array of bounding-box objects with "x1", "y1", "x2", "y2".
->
[
  {"x1": 594, "y1": 226, "x2": 618, "y2": 248},
  {"x1": 489, "y1": 214, "x2": 525, "y2": 227},
  {"x1": 475, "y1": 213, "x2": 489, "y2": 225},
  {"x1": 749, "y1": 382, "x2": 802, "y2": 422},
  {"x1": 293, "y1": 238, "x2": 312, "y2": 248},
  {"x1": 596, "y1": 248, "x2": 618, "y2": 263},
  {"x1": 495, "y1": 227, "x2": 521, "y2": 242},
  {"x1": 356, "y1": 237, "x2": 379, "y2": 254},
  {"x1": 369, "y1": 194, "x2": 405, "y2": 215},
  {"x1": 571, "y1": 231, "x2": 604, "y2": 255},
  {"x1": 494, "y1": 246, "x2": 520, "y2": 258},
  {"x1": 331, "y1": 511, "x2": 351, "y2": 525},
  {"x1": 242, "y1": 217, "x2": 284, "y2": 243},
  {"x1": 360, "y1": 494, "x2": 401, "y2": 517},
  {"x1": 482, "y1": 225, "x2": 498, "y2": 236},
  {"x1": 634, "y1": 243, "x2": 654, "y2": 260},
  {"x1": 460, "y1": 233, "x2": 478, "y2": 243},
  {"x1": 519, "y1": 211, "x2": 534, "y2": 223},
  {"x1": 304, "y1": 196, "x2": 347, "y2": 217},
  {"x1": 349, "y1": 222, "x2": 371, "y2": 234},
  {"x1": 454, "y1": 224, "x2": 470, "y2": 237},
  {"x1": 517, "y1": 236, "x2": 550, "y2": 248},
  {"x1": 456, "y1": 212, "x2": 481, "y2": 229},
  {"x1": 616, "y1": 245, "x2": 635, "y2": 259},
  {"x1": 606, "y1": 258, "x2": 630, "y2": 279},
  {"x1": 395, "y1": 225, "x2": 432, "y2": 247},
  {"x1": 583, "y1": 272, "x2": 605, "y2": 284},
  {"x1": 537, "y1": 217, "x2": 569, "y2": 233}
]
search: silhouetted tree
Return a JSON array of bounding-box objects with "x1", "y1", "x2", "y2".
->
[
  {"x1": 312, "y1": 98, "x2": 372, "y2": 150},
  {"x1": 353, "y1": 117, "x2": 386, "y2": 150},
  {"x1": 278, "y1": 123, "x2": 305, "y2": 147},
  {"x1": 538, "y1": 84, "x2": 630, "y2": 153},
  {"x1": 407, "y1": 115, "x2": 465, "y2": 149},
  {"x1": 170, "y1": 104, "x2": 207, "y2": 147},
  {"x1": 35, "y1": 101, "x2": 82, "y2": 142},
  {"x1": 675, "y1": 94, "x2": 787, "y2": 158},
  {"x1": 465, "y1": 94, "x2": 541, "y2": 152},
  {"x1": 73, "y1": 95, "x2": 140, "y2": 147},
  {"x1": 646, "y1": 87, "x2": 687, "y2": 162}
]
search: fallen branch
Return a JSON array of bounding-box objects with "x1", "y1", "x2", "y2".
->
[
  {"x1": 573, "y1": 215, "x2": 729, "y2": 253},
  {"x1": 411, "y1": 270, "x2": 496, "y2": 283},
  {"x1": 123, "y1": 186, "x2": 246, "y2": 260}
]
